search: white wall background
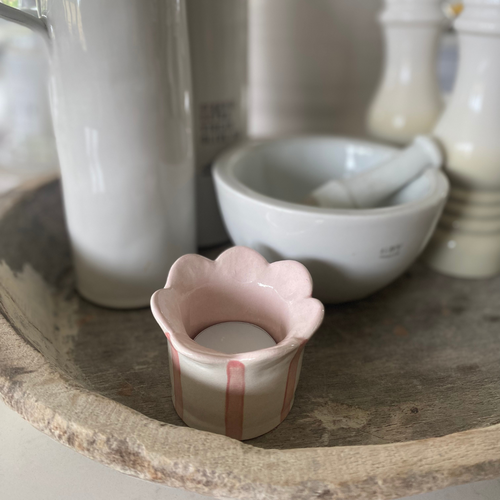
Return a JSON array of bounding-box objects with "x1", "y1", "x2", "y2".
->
[{"x1": 249, "y1": 0, "x2": 383, "y2": 138}]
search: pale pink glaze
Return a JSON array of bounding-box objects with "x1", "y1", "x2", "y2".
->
[{"x1": 150, "y1": 246, "x2": 324, "y2": 440}]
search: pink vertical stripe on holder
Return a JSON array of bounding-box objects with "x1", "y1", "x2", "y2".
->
[
  {"x1": 170, "y1": 344, "x2": 184, "y2": 419},
  {"x1": 225, "y1": 361, "x2": 245, "y2": 440},
  {"x1": 281, "y1": 344, "x2": 305, "y2": 422}
]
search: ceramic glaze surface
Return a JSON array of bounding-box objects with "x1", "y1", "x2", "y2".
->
[
  {"x1": 0, "y1": 0, "x2": 196, "y2": 308},
  {"x1": 367, "y1": 0, "x2": 445, "y2": 145},
  {"x1": 187, "y1": 0, "x2": 248, "y2": 248},
  {"x1": 424, "y1": 0, "x2": 500, "y2": 278},
  {"x1": 213, "y1": 137, "x2": 449, "y2": 304},
  {"x1": 151, "y1": 246, "x2": 324, "y2": 440}
]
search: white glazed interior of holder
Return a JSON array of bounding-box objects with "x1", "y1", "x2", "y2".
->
[
  {"x1": 194, "y1": 322, "x2": 277, "y2": 354},
  {"x1": 213, "y1": 137, "x2": 449, "y2": 304}
]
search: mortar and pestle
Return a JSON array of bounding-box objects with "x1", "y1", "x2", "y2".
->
[{"x1": 213, "y1": 135, "x2": 449, "y2": 303}]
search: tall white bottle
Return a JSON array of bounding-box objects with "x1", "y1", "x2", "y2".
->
[
  {"x1": 186, "y1": 0, "x2": 248, "y2": 248},
  {"x1": 367, "y1": 0, "x2": 446, "y2": 145},
  {"x1": 424, "y1": 0, "x2": 500, "y2": 278}
]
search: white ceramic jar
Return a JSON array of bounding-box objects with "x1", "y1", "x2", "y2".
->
[
  {"x1": 0, "y1": 0, "x2": 196, "y2": 308},
  {"x1": 186, "y1": 0, "x2": 248, "y2": 248},
  {"x1": 367, "y1": 0, "x2": 446, "y2": 145},
  {"x1": 424, "y1": 0, "x2": 500, "y2": 278}
]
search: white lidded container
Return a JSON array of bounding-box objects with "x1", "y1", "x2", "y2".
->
[
  {"x1": 367, "y1": 0, "x2": 446, "y2": 145},
  {"x1": 186, "y1": 0, "x2": 248, "y2": 248},
  {"x1": 424, "y1": 0, "x2": 500, "y2": 278}
]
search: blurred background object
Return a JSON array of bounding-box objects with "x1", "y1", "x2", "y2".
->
[
  {"x1": 0, "y1": 22, "x2": 57, "y2": 173},
  {"x1": 0, "y1": 0, "x2": 57, "y2": 177},
  {"x1": 424, "y1": 0, "x2": 500, "y2": 279},
  {"x1": 187, "y1": 0, "x2": 248, "y2": 248},
  {"x1": 443, "y1": 1, "x2": 464, "y2": 19},
  {"x1": 366, "y1": 0, "x2": 447, "y2": 146},
  {"x1": 248, "y1": 0, "x2": 457, "y2": 142},
  {"x1": 438, "y1": 29, "x2": 459, "y2": 96},
  {"x1": 0, "y1": 0, "x2": 58, "y2": 194}
]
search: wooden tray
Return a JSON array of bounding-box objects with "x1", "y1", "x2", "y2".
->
[{"x1": 1, "y1": 179, "x2": 500, "y2": 500}]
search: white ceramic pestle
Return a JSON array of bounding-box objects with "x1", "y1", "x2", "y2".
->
[{"x1": 304, "y1": 135, "x2": 443, "y2": 209}]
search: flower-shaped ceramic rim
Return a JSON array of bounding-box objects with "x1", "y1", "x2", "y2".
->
[
  {"x1": 151, "y1": 246, "x2": 325, "y2": 364},
  {"x1": 212, "y1": 136, "x2": 450, "y2": 217}
]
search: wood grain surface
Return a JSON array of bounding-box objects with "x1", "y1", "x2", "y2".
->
[{"x1": 1, "y1": 180, "x2": 500, "y2": 500}]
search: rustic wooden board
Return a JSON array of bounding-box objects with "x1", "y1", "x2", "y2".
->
[{"x1": 1, "y1": 179, "x2": 500, "y2": 500}]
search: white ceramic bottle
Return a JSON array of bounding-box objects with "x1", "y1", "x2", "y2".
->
[
  {"x1": 0, "y1": 0, "x2": 196, "y2": 308},
  {"x1": 424, "y1": 0, "x2": 500, "y2": 278},
  {"x1": 186, "y1": 0, "x2": 248, "y2": 248},
  {"x1": 367, "y1": 0, "x2": 446, "y2": 145}
]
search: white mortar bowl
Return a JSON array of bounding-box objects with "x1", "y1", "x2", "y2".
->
[{"x1": 213, "y1": 136, "x2": 449, "y2": 304}]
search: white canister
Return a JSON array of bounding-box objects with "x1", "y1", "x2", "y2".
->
[
  {"x1": 367, "y1": 0, "x2": 446, "y2": 145},
  {"x1": 0, "y1": 0, "x2": 197, "y2": 308},
  {"x1": 186, "y1": 0, "x2": 248, "y2": 248},
  {"x1": 424, "y1": 0, "x2": 500, "y2": 278}
]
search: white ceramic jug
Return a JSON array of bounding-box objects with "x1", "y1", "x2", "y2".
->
[
  {"x1": 186, "y1": 0, "x2": 248, "y2": 248},
  {"x1": 424, "y1": 0, "x2": 500, "y2": 278},
  {"x1": 367, "y1": 0, "x2": 446, "y2": 145},
  {"x1": 0, "y1": 0, "x2": 196, "y2": 308}
]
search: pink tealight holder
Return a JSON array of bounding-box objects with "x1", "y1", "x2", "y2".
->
[{"x1": 150, "y1": 246, "x2": 324, "y2": 440}]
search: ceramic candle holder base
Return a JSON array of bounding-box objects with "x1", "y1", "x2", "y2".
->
[{"x1": 151, "y1": 246, "x2": 324, "y2": 440}]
